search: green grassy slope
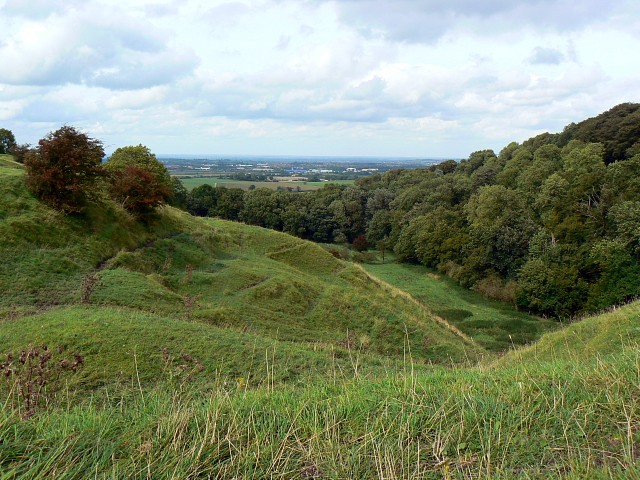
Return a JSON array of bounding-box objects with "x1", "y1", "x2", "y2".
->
[
  {"x1": 363, "y1": 262, "x2": 557, "y2": 351},
  {"x1": 2, "y1": 348, "x2": 638, "y2": 479},
  {"x1": 0, "y1": 305, "x2": 411, "y2": 391},
  {"x1": 497, "y1": 301, "x2": 640, "y2": 365},
  {"x1": 0, "y1": 161, "x2": 486, "y2": 387},
  {"x1": 4, "y1": 158, "x2": 640, "y2": 478},
  {"x1": 0, "y1": 154, "x2": 23, "y2": 175}
]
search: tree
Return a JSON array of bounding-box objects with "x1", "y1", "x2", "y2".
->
[
  {"x1": 0, "y1": 128, "x2": 16, "y2": 154},
  {"x1": 24, "y1": 126, "x2": 105, "y2": 213},
  {"x1": 105, "y1": 145, "x2": 173, "y2": 216},
  {"x1": 352, "y1": 235, "x2": 369, "y2": 252},
  {"x1": 169, "y1": 177, "x2": 188, "y2": 209},
  {"x1": 110, "y1": 166, "x2": 172, "y2": 218}
]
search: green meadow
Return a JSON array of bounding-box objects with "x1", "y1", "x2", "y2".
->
[
  {"x1": 363, "y1": 262, "x2": 558, "y2": 352},
  {"x1": 1, "y1": 158, "x2": 639, "y2": 478}
]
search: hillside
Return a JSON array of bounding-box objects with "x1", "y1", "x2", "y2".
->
[
  {"x1": 524, "y1": 102, "x2": 640, "y2": 163},
  {"x1": 0, "y1": 159, "x2": 486, "y2": 393},
  {"x1": 497, "y1": 300, "x2": 640, "y2": 365},
  {"x1": 3, "y1": 306, "x2": 639, "y2": 478},
  {"x1": 2, "y1": 151, "x2": 640, "y2": 478}
]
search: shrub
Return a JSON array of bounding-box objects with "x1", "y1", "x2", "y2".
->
[
  {"x1": 106, "y1": 145, "x2": 173, "y2": 217},
  {"x1": 10, "y1": 143, "x2": 31, "y2": 163},
  {"x1": 352, "y1": 235, "x2": 369, "y2": 252},
  {"x1": 110, "y1": 165, "x2": 172, "y2": 218}
]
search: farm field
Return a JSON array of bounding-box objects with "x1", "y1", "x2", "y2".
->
[{"x1": 177, "y1": 175, "x2": 355, "y2": 191}]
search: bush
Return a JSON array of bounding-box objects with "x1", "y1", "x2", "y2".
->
[
  {"x1": 352, "y1": 235, "x2": 369, "y2": 252},
  {"x1": 110, "y1": 165, "x2": 172, "y2": 218},
  {"x1": 24, "y1": 126, "x2": 105, "y2": 213},
  {"x1": 10, "y1": 143, "x2": 31, "y2": 164},
  {"x1": 106, "y1": 145, "x2": 173, "y2": 217}
]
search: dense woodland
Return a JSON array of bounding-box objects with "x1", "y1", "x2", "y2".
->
[{"x1": 185, "y1": 103, "x2": 640, "y2": 317}]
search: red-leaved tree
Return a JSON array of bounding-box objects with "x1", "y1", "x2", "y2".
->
[
  {"x1": 110, "y1": 165, "x2": 172, "y2": 218},
  {"x1": 105, "y1": 145, "x2": 174, "y2": 218},
  {"x1": 24, "y1": 126, "x2": 105, "y2": 213}
]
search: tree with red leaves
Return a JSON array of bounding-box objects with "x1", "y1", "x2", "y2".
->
[
  {"x1": 110, "y1": 165, "x2": 172, "y2": 218},
  {"x1": 105, "y1": 145, "x2": 173, "y2": 218},
  {"x1": 352, "y1": 235, "x2": 370, "y2": 252},
  {"x1": 24, "y1": 126, "x2": 105, "y2": 213}
]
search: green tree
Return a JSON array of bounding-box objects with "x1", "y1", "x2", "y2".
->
[
  {"x1": 106, "y1": 145, "x2": 171, "y2": 186},
  {"x1": 0, "y1": 128, "x2": 16, "y2": 154},
  {"x1": 24, "y1": 126, "x2": 105, "y2": 213}
]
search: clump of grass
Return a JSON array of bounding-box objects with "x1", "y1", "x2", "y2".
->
[{"x1": 2, "y1": 350, "x2": 639, "y2": 478}]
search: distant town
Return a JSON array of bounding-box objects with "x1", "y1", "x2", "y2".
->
[{"x1": 159, "y1": 156, "x2": 446, "y2": 184}]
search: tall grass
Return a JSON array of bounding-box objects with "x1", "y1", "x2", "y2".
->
[{"x1": 2, "y1": 349, "x2": 639, "y2": 478}]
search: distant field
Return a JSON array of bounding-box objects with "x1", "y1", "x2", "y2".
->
[
  {"x1": 363, "y1": 262, "x2": 558, "y2": 351},
  {"x1": 177, "y1": 175, "x2": 354, "y2": 191}
]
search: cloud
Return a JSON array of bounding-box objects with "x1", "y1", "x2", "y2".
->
[
  {"x1": 0, "y1": 3, "x2": 199, "y2": 89},
  {"x1": 0, "y1": 0, "x2": 83, "y2": 19},
  {"x1": 275, "y1": 35, "x2": 291, "y2": 50},
  {"x1": 328, "y1": 0, "x2": 625, "y2": 43},
  {"x1": 527, "y1": 47, "x2": 565, "y2": 65}
]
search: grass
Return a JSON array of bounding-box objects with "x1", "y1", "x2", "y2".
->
[
  {"x1": 178, "y1": 175, "x2": 354, "y2": 191},
  {"x1": 3, "y1": 158, "x2": 640, "y2": 478},
  {"x1": 363, "y1": 262, "x2": 558, "y2": 352},
  {"x1": 497, "y1": 301, "x2": 640, "y2": 366},
  {"x1": 0, "y1": 305, "x2": 414, "y2": 393},
  {"x1": 0, "y1": 161, "x2": 487, "y2": 380},
  {"x1": 0, "y1": 154, "x2": 23, "y2": 175},
  {"x1": 2, "y1": 349, "x2": 639, "y2": 478}
]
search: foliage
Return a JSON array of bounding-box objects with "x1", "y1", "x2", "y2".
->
[
  {"x1": 0, "y1": 127, "x2": 16, "y2": 154},
  {"x1": 10, "y1": 143, "x2": 31, "y2": 163},
  {"x1": 23, "y1": 126, "x2": 106, "y2": 213},
  {"x1": 105, "y1": 145, "x2": 173, "y2": 217},
  {"x1": 181, "y1": 103, "x2": 640, "y2": 318},
  {"x1": 110, "y1": 165, "x2": 172, "y2": 218},
  {"x1": 352, "y1": 234, "x2": 369, "y2": 252}
]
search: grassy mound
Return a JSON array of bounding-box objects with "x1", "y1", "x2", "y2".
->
[
  {"x1": 497, "y1": 301, "x2": 640, "y2": 365},
  {"x1": 0, "y1": 305, "x2": 411, "y2": 392},
  {"x1": 0, "y1": 162, "x2": 486, "y2": 386}
]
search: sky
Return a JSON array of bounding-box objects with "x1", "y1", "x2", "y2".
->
[{"x1": 0, "y1": 0, "x2": 639, "y2": 158}]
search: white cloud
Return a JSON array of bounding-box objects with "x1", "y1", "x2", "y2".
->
[{"x1": 0, "y1": 0, "x2": 638, "y2": 157}]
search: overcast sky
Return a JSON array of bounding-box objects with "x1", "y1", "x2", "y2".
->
[{"x1": 1, "y1": 0, "x2": 639, "y2": 157}]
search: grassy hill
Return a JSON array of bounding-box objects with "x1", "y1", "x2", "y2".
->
[
  {"x1": 2, "y1": 156, "x2": 639, "y2": 478},
  {"x1": 496, "y1": 301, "x2": 640, "y2": 365},
  {"x1": 0, "y1": 159, "x2": 486, "y2": 393},
  {"x1": 3, "y1": 319, "x2": 638, "y2": 478}
]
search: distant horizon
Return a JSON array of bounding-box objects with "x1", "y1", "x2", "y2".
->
[{"x1": 155, "y1": 153, "x2": 456, "y2": 164}]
